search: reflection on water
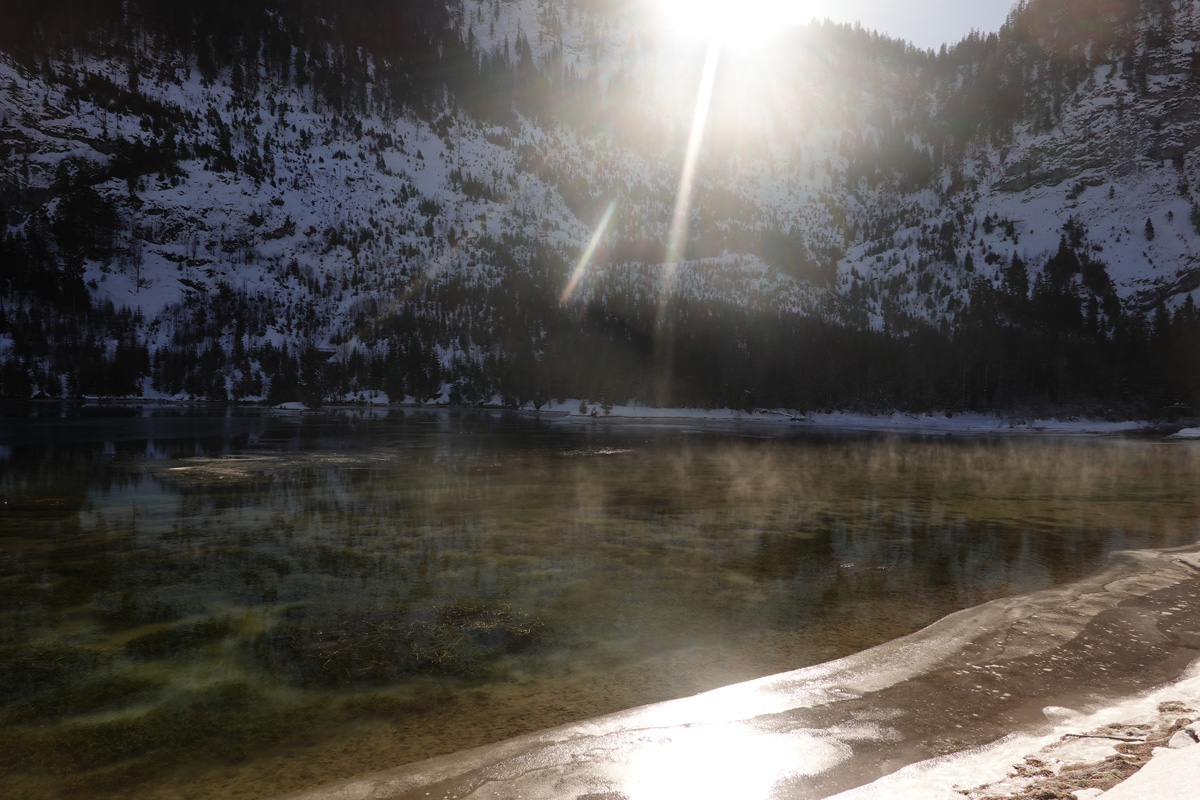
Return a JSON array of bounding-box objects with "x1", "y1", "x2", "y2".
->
[{"x1": 1, "y1": 406, "x2": 1199, "y2": 800}]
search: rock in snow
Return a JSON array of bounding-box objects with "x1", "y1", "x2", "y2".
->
[{"x1": 1166, "y1": 727, "x2": 1198, "y2": 749}]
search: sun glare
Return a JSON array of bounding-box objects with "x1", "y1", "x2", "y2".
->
[{"x1": 656, "y1": 0, "x2": 813, "y2": 47}]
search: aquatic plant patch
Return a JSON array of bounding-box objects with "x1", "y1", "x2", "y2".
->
[{"x1": 255, "y1": 602, "x2": 544, "y2": 686}]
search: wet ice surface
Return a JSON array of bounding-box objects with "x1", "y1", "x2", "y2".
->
[
  {"x1": 278, "y1": 545, "x2": 1200, "y2": 800},
  {"x1": 837, "y1": 666, "x2": 1200, "y2": 800}
]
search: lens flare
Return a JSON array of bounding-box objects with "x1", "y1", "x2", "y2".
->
[
  {"x1": 562, "y1": 201, "x2": 618, "y2": 304},
  {"x1": 660, "y1": 39, "x2": 722, "y2": 305}
]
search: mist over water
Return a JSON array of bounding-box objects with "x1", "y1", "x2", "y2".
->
[{"x1": 1, "y1": 406, "x2": 1199, "y2": 800}]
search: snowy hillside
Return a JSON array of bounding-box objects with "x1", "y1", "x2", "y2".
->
[{"x1": 0, "y1": 0, "x2": 1198, "y2": 413}]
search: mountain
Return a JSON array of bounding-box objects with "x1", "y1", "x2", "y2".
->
[{"x1": 0, "y1": 0, "x2": 1198, "y2": 414}]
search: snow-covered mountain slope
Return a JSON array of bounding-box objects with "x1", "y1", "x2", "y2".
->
[{"x1": 0, "y1": 0, "x2": 1198, "y2": 411}]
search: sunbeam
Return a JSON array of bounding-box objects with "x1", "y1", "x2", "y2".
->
[
  {"x1": 562, "y1": 201, "x2": 618, "y2": 304},
  {"x1": 660, "y1": 38, "x2": 722, "y2": 309}
]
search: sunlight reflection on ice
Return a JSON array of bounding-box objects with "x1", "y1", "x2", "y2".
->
[
  {"x1": 631, "y1": 668, "x2": 851, "y2": 731},
  {"x1": 603, "y1": 678, "x2": 852, "y2": 800},
  {"x1": 618, "y1": 723, "x2": 848, "y2": 800}
]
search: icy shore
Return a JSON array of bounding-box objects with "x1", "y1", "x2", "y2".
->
[
  {"x1": 530, "y1": 401, "x2": 1165, "y2": 436},
  {"x1": 273, "y1": 547, "x2": 1200, "y2": 800},
  {"x1": 67, "y1": 392, "x2": 1200, "y2": 438},
  {"x1": 834, "y1": 661, "x2": 1200, "y2": 800}
]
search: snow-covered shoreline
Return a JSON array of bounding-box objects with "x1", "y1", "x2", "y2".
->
[
  {"x1": 835, "y1": 660, "x2": 1200, "y2": 800},
  {"x1": 274, "y1": 545, "x2": 1200, "y2": 800},
  {"x1": 36, "y1": 396, "x2": 1197, "y2": 438},
  {"x1": 527, "y1": 400, "x2": 1170, "y2": 437}
]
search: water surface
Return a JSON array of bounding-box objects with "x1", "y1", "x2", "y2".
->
[{"x1": 1, "y1": 406, "x2": 1198, "y2": 800}]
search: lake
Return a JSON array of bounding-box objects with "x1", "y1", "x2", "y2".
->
[{"x1": 1, "y1": 406, "x2": 1199, "y2": 800}]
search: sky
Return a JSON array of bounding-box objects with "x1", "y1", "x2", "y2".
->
[{"x1": 806, "y1": 0, "x2": 1018, "y2": 50}]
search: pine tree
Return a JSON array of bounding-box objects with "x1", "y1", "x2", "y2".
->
[{"x1": 1003, "y1": 253, "x2": 1028, "y2": 299}]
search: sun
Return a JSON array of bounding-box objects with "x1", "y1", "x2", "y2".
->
[{"x1": 654, "y1": 0, "x2": 815, "y2": 48}]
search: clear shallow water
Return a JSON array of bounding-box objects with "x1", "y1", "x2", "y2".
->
[{"x1": 1, "y1": 406, "x2": 1199, "y2": 800}]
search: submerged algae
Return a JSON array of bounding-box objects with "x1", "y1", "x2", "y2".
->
[{"x1": 255, "y1": 601, "x2": 544, "y2": 686}]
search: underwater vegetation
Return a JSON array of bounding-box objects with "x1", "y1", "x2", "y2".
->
[
  {"x1": 0, "y1": 642, "x2": 106, "y2": 704},
  {"x1": 123, "y1": 615, "x2": 233, "y2": 660},
  {"x1": 0, "y1": 597, "x2": 544, "y2": 797},
  {"x1": 2, "y1": 681, "x2": 318, "y2": 796},
  {"x1": 255, "y1": 602, "x2": 544, "y2": 686},
  {"x1": 1, "y1": 659, "x2": 163, "y2": 724}
]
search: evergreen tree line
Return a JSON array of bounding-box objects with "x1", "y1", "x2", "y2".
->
[
  {"x1": 0, "y1": 301, "x2": 149, "y2": 398},
  {"x1": 29, "y1": 237, "x2": 1190, "y2": 417},
  {"x1": 0, "y1": 0, "x2": 576, "y2": 124}
]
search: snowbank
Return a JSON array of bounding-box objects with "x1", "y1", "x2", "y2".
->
[
  {"x1": 1093, "y1": 743, "x2": 1200, "y2": 800},
  {"x1": 533, "y1": 401, "x2": 1155, "y2": 436},
  {"x1": 832, "y1": 660, "x2": 1200, "y2": 800}
]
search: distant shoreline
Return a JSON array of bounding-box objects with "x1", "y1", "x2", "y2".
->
[{"x1": 10, "y1": 397, "x2": 1197, "y2": 439}]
